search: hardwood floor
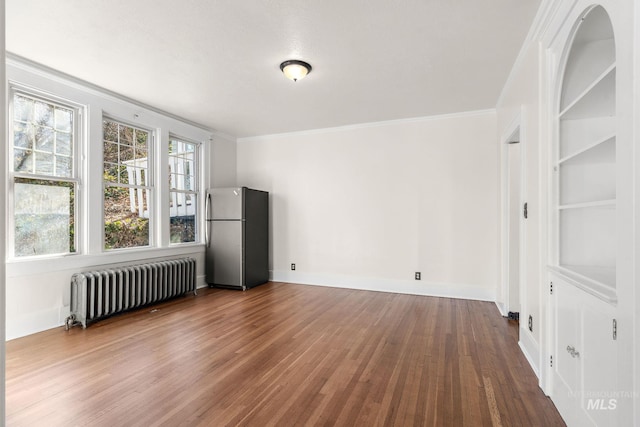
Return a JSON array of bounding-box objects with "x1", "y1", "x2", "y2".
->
[{"x1": 6, "y1": 282, "x2": 565, "y2": 426}]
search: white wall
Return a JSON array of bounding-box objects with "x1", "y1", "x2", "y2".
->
[
  {"x1": 496, "y1": 41, "x2": 542, "y2": 375},
  {"x1": 238, "y1": 111, "x2": 499, "y2": 300},
  {"x1": 209, "y1": 133, "x2": 237, "y2": 188},
  {"x1": 4, "y1": 60, "x2": 237, "y2": 340},
  {"x1": 634, "y1": 2, "x2": 640, "y2": 423},
  {"x1": 1, "y1": 0, "x2": 8, "y2": 418}
]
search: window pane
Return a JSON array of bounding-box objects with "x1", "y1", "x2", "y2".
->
[
  {"x1": 14, "y1": 179, "x2": 75, "y2": 256},
  {"x1": 35, "y1": 152, "x2": 54, "y2": 175},
  {"x1": 56, "y1": 132, "x2": 72, "y2": 156},
  {"x1": 136, "y1": 130, "x2": 148, "y2": 148},
  {"x1": 103, "y1": 141, "x2": 119, "y2": 164},
  {"x1": 120, "y1": 144, "x2": 134, "y2": 162},
  {"x1": 168, "y1": 139, "x2": 197, "y2": 192},
  {"x1": 168, "y1": 138, "x2": 198, "y2": 244},
  {"x1": 54, "y1": 108, "x2": 72, "y2": 132},
  {"x1": 170, "y1": 192, "x2": 196, "y2": 243},
  {"x1": 56, "y1": 156, "x2": 72, "y2": 178},
  {"x1": 118, "y1": 165, "x2": 130, "y2": 184},
  {"x1": 13, "y1": 93, "x2": 75, "y2": 179},
  {"x1": 12, "y1": 93, "x2": 78, "y2": 259},
  {"x1": 14, "y1": 149, "x2": 33, "y2": 173},
  {"x1": 104, "y1": 185, "x2": 150, "y2": 249},
  {"x1": 119, "y1": 125, "x2": 134, "y2": 145},
  {"x1": 135, "y1": 147, "x2": 147, "y2": 161},
  {"x1": 34, "y1": 101, "x2": 54, "y2": 127},
  {"x1": 103, "y1": 120, "x2": 118, "y2": 142},
  {"x1": 14, "y1": 95, "x2": 34, "y2": 122},
  {"x1": 103, "y1": 163, "x2": 117, "y2": 183},
  {"x1": 35, "y1": 127, "x2": 54, "y2": 152},
  {"x1": 103, "y1": 119, "x2": 152, "y2": 250},
  {"x1": 14, "y1": 122, "x2": 32, "y2": 149}
]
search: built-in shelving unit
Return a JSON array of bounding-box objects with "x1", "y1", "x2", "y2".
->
[{"x1": 555, "y1": 5, "x2": 616, "y2": 302}]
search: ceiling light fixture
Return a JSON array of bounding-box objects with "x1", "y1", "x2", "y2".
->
[{"x1": 280, "y1": 60, "x2": 312, "y2": 82}]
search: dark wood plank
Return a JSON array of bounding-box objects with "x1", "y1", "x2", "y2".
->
[{"x1": 6, "y1": 282, "x2": 565, "y2": 426}]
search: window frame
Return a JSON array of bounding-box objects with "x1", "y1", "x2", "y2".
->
[
  {"x1": 8, "y1": 85, "x2": 83, "y2": 259},
  {"x1": 168, "y1": 135, "x2": 201, "y2": 245},
  {"x1": 101, "y1": 116, "x2": 155, "y2": 251}
]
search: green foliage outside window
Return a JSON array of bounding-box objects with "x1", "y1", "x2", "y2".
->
[{"x1": 103, "y1": 119, "x2": 151, "y2": 250}]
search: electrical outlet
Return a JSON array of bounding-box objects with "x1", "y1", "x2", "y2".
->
[
  {"x1": 415, "y1": 272, "x2": 421, "y2": 280},
  {"x1": 291, "y1": 263, "x2": 296, "y2": 271},
  {"x1": 528, "y1": 315, "x2": 533, "y2": 332}
]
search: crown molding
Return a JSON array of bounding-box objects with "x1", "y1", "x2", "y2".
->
[{"x1": 6, "y1": 53, "x2": 230, "y2": 140}]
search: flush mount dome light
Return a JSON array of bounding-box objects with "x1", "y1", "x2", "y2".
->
[{"x1": 280, "y1": 60, "x2": 312, "y2": 82}]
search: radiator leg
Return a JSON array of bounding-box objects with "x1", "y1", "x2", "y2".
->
[{"x1": 65, "y1": 314, "x2": 76, "y2": 331}]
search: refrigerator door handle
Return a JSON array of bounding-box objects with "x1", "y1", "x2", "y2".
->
[{"x1": 205, "y1": 192, "x2": 212, "y2": 248}]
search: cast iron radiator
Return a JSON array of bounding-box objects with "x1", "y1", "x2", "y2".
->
[{"x1": 66, "y1": 258, "x2": 197, "y2": 329}]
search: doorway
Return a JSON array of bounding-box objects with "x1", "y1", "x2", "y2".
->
[
  {"x1": 506, "y1": 132, "x2": 521, "y2": 317},
  {"x1": 500, "y1": 118, "x2": 524, "y2": 322}
]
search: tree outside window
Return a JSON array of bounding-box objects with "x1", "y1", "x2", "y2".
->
[
  {"x1": 103, "y1": 119, "x2": 152, "y2": 250},
  {"x1": 11, "y1": 92, "x2": 77, "y2": 257}
]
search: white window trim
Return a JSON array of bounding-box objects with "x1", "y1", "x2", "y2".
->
[
  {"x1": 101, "y1": 116, "x2": 156, "y2": 252},
  {"x1": 7, "y1": 84, "x2": 85, "y2": 260},
  {"x1": 168, "y1": 135, "x2": 202, "y2": 246},
  {"x1": 5, "y1": 57, "x2": 212, "y2": 277}
]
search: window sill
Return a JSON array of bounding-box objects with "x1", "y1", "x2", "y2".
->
[{"x1": 6, "y1": 244, "x2": 206, "y2": 278}]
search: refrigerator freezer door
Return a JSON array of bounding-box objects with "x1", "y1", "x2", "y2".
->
[
  {"x1": 243, "y1": 189, "x2": 269, "y2": 288},
  {"x1": 207, "y1": 220, "x2": 244, "y2": 288},
  {"x1": 210, "y1": 188, "x2": 243, "y2": 220}
]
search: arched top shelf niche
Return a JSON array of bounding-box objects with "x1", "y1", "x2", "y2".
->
[
  {"x1": 560, "y1": 6, "x2": 615, "y2": 115},
  {"x1": 554, "y1": 5, "x2": 617, "y2": 302}
]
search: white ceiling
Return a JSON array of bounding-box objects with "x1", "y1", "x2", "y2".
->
[{"x1": 6, "y1": 0, "x2": 541, "y2": 138}]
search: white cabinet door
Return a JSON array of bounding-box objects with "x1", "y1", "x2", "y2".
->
[
  {"x1": 580, "y1": 295, "x2": 617, "y2": 426},
  {"x1": 550, "y1": 273, "x2": 618, "y2": 426},
  {"x1": 552, "y1": 277, "x2": 580, "y2": 425}
]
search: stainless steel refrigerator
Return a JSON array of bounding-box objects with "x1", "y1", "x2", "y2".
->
[{"x1": 205, "y1": 187, "x2": 269, "y2": 290}]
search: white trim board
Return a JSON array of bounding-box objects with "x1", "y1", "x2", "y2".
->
[
  {"x1": 270, "y1": 270, "x2": 496, "y2": 302},
  {"x1": 6, "y1": 53, "x2": 231, "y2": 140},
  {"x1": 496, "y1": 0, "x2": 573, "y2": 107},
  {"x1": 519, "y1": 327, "x2": 541, "y2": 382},
  {"x1": 6, "y1": 274, "x2": 208, "y2": 341},
  {"x1": 495, "y1": 301, "x2": 508, "y2": 317}
]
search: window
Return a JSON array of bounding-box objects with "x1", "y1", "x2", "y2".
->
[
  {"x1": 168, "y1": 138, "x2": 199, "y2": 243},
  {"x1": 11, "y1": 91, "x2": 78, "y2": 257},
  {"x1": 103, "y1": 119, "x2": 152, "y2": 250}
]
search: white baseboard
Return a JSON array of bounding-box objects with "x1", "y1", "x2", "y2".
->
[
  {"x1": 7, "y1": 274, "x2": 210, "y2": 341},
  {"x1": 270, "y1": 270, "x2": 495, "y2": 301},
  {"x1": 518, "y1": 327, "x2": 540, "y2": 379},
  {"x1": 6, "y1": 307, "x2": 61, "y2": 341},
  {"x1": 495, "y1": 301, "x2": 508, "y2": 317},
  {"x1": 196, "y1": 274, "x2": 208, "y2": 289}
]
